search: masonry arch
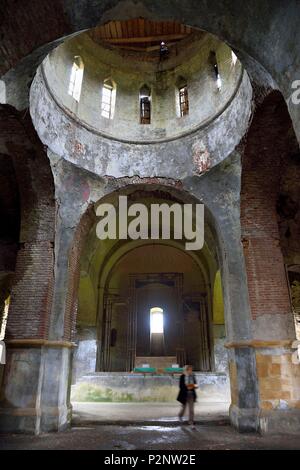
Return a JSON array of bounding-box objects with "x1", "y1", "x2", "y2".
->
[
  {"x1": 1, "y1": 1, "x2": 300, "y2": 146},
  {"x1": 1, "y1": 2, "x2": 300, "y2": 437},
  {"x1": 97, "y1": 241, "x2": 213, "y2": 372},
  {"x1": 61, "y1": 181, "x2": 258, "y2": 428}
]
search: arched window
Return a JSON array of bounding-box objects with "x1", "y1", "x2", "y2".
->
[
  {"x1": 209, "y1": 51, "x2": 222, "y2": 90},
  {"x1": 0, "y1": 341, "x2": 5, "y2": 365},
  {"x1": 150, "y1": 307, "x2": 164, "y2": 334},
  {"x1": 0, "y1": 80, "x2": 6, "y2": 104},
  {"x1": 231, "y1": 51, "x2": 237, "y2": 66},
  {"x1": 140, "y1": 85, "x2": 151, "y2": 124},
  {"x1": 68, "y1": 56, "x2": 84, "y2": 102},
  {"x1": 179, "y1": 84, "x2": 189, "y2": 117},
  {"x1": 0, "y1": 295, "x2": 10, "y2": 341},
  {"x1": 101, "y1": 78, "x2": 116, "y2": 119}
]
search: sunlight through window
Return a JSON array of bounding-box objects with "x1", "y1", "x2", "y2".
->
[
  {"x1": 101, "y1": 79, "x2": 116, "y2": 119},
  {"x1": 68, "y1": 56, "x2": 84, "y2": 102},
  {"x1": 231, "y1": 51, "x2": 237, "y2": 66},
  {"x1": 0, "y1": 296, "x2": 10, "y2": 341},
  {"x1": 150, "y1": 307, "x2": 164, "y2": 334}
]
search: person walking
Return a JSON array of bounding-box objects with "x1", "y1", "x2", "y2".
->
[{"x1": 177, "y1": 365, "x2": 198, "y2": 426}]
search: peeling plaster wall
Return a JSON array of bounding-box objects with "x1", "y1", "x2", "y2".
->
[
  {"x1": 72, "y1": 326, "x2": 97, "y2": 383},
  {"x1": 1, "y1": 0, "x2": 300, "y2": 147},
  {"x1": 71, "y1": 372, "x2": 230, "y2": 403},
  {"x1": 47, "y1": 151, "x2": 243, "y2": 382},
  {"x1": 2, "y1": 0, "x2": 300, "y2": 435},
  {"x1": 48, "y1": 150, "x2": 246, "y2": 343},
  {"x1": 41, "y1": 31, "x2": 243, "y2": 142},
  {"x1": 30, "y1": 67, "x2": 252, "y2": 179}
]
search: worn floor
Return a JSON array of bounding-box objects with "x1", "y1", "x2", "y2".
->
[
  {"x1": 1, "y1": 423, "x2": 300, "y2": 450},
  {"x1": 0, "y1": 402, "x2": 299, "y2": 450},
  {"x1": 72, "y1": 401, "x2": 230, "y2": 425}
]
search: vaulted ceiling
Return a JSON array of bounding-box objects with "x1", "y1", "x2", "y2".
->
[{"x1": 89, "y1": 19, "x2": 196, "y2": 52}]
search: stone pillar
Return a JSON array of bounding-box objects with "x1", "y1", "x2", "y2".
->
[
  {"x1": 240, "y1": 193, "x2": 300, "y2": 432},
  {"x1": 0, "y1": 221, "x2": 79, "y2": 433},
  {"x1": 185, "y1": 145, "x2": 299, "y2": 434},
  {"x1": 0, "y1": 118, "x2": 75, "y2": 433},
  {"x1": 71, "y1": 326, "x2": 97, "y2": 384},
  {"x1": 222, "y1": 232, "x2": 260, "y2": 433},
  {"x1": 0, "y1": 208, "x2": 74, "y2": 433},
  {"x1": 184, "y1": 151, "x2": 260, "y2": 432},
  {"x1": 239, "y1": 92, "x2": 300, "y2": 433},
  {"x1": 0, "y1": 240, "x2": 73, "y2": 433},
  {"x1": 0, "y1": 341, "x2": 73, "y2": 433}
]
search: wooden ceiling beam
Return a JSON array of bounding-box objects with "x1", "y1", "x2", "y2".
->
[
  {"x1": 145, "y1": 41, "x2": 179, "y2": 52},
  {"x1": 103, "y1": 33, "x2": 188, "y2": 44},
  {"x1": 109, "y1": 41, "x2": 179, "y2": 53}
]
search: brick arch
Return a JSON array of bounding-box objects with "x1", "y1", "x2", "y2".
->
[
  {"x1": 63, "y1": 204, "x2": 96, "y2": 341},
  {"x1": 62, "y1": 180, "x2": 241, "y2": 344},
  {"x1": 62, "y1": 183, "x2": 204, "y2": 342},
  {"x1": 0, "y1": 150, "x2": 19, "y2": 339},
  {"x1": 64, "y1": 179, "x2": 262, "y2": 433}
]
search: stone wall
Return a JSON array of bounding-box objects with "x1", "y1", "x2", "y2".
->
[
  {"x1": 72, "y1": 326, "x2": 97, "y2": 384},
  {"x1": 2, "y1": 0, "x2": 300, "y2": 436},
  {"x1": 213, "y1": 325, "x2": 228, "y2": 373},
  {"x1": 42, "y1": 31, "x2": 242, "y2": 142},
  {"x1": 71, "y1": 372, "x2": 230, "y2": 403},
  {"x1": 256, "y1": 350, "x2": 300, "y2": 409}
]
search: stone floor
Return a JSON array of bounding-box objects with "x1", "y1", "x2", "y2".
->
[
  {"x1": 72, "y1": 401, "x2": 230, "y2": 425},
  {"x1": 0, "y1": 402, "x2": 300, "y2": 450},
  {"x1": 1, "y1": 423, "x2": 300, "y2": 450}
]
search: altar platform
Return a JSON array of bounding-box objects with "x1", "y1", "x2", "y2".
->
[{"x1": 133, "y1": 356, "x2": 182, "y2": 374}]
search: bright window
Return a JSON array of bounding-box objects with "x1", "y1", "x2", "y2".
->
[
  {"x1": 140, "y1": 85, "x2": 151, "y2": 124},
  {"x1": 150, "y1": 307, "x2": 164, "y2": 334},
  {"x1": 101, "y1": 79, "x2": 116, "y2": 119},
  {"x1": 0, "y1": 296, "x2": 10, "y2": 341},
  {"x1": 179, "y1": 85, "x2": 189, "y2": 117},
  {"x1": 231, "y1": 51, "x2": 237, "y2": 66},
  {"x1": 68, "y1": 56, "x2": 84, "y2": 102},
  {"x1": 210, "y1": 51, "x2": 222, "y2": 90}
]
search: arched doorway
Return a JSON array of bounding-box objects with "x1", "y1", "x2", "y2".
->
[{"x1": 66, "y1": 183, "x2": 252, "y2": 425}]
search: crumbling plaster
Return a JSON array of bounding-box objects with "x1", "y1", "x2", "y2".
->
[
  {"x1": 41, "y1": 30, "x2": 243, "y2": 142},
  {"x1": 31, "y1": 66, "x2": 252, "y2": 179}
]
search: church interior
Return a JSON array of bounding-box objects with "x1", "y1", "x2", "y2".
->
[{"x1": 0, "y1": 1, "x2": 300, "y2": 450}]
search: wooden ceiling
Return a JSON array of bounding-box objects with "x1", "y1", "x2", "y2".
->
[{"x1": 89, "y1": 19, "x2": 194, "y2": 52}]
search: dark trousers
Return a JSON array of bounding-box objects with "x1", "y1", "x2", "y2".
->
[{"x1": 179, "y1": 392, "x2": 194, "y2": 423}]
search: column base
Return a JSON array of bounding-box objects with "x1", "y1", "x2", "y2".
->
[
  {"x1": 229, "y1": 404, "x2": 259, "y2": 432},
  {"x1": 230, "y1": 404, "x2": 300, "y2": 434},
  {"x1": 0, "y1": 405, "x2": 72, "y2": 433},
  {"x1": 0, "y1": 343, "x2": 73, "y2": 434}
]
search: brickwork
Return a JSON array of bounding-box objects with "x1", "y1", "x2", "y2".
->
[
  {"x1": 0, "y1": 106, "x2": 55, "y2": 340},
  {"x1": 241, "y1": 92, "x2": 293, "y2": 319},
  {"x1": 5, "y1": 242, "x2": 54, "y2": 339},
  {"x1": 0, "y1": 0, "x2": 69, "y2": 76},
  {"x1": 239, "y1": 92, "x2": 300, "y2": 418},
  {"x1": 64, "y1": 207, "x2": 95, "y2": 341}
]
